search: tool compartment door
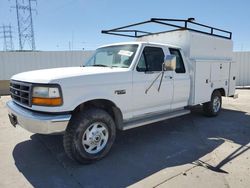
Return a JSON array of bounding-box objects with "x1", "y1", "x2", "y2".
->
[
  {"x1": 193, "y1": 61, "x2": 211, "y2": 104},
  {"x1": 228, "y1": 61, "x2": 237, "y2": 96},
  {"x1": 211, "y1": 62, "x2": 230, "y2": 82}
]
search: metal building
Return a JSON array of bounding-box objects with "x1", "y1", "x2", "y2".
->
[{"x1": 233, "y1": 52, "x2": 250, "y2": 87}]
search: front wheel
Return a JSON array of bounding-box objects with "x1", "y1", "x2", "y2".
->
[
  {"x1": 203, "y1": 90, "x2": 222, "y2": 117},
  {"x1": 63, "y1": 108, "x2": 116, "y2": 164}
]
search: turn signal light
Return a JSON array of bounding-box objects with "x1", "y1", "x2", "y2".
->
[{"x1": 32, "y1": 97, "x2": 62, "y2": 106}]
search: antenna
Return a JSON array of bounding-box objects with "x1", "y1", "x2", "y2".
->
[
  {"x1": 0, "y1": 24, "x2": 14, "y2": 51},
  {"x1": 11, "y1": 0, "x2": 37, "y2": 51}
]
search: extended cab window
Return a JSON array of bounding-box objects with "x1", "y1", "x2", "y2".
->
[
  {"x1": 137, "y1": 46, "x2": 164, "y2": 72},
  {"x1": 169, "y1": 48, "x2": 186, "y2": 73}
]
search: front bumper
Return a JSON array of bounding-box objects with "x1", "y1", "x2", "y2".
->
[{"x1": 7, "y1": 101, "x2": 71, "y2": 134}]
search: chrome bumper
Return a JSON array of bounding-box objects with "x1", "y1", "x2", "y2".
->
[{"x1": 7, "y1": 101, "x2": 71, "y2": 134}]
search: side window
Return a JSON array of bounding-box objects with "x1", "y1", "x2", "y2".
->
[
  {"x1": 169, "y1": 48, "x2": 186, "y2": 73},
  {"x1": 136, "y1": 46, "x2": 164, "y2": 72},
  {"x1": 136, "y1": 53, "x2": 147, "y2": 72}
]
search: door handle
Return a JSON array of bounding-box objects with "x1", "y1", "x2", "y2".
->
[{"x1": 164, "y1": 76, "x2": 173, "y2": 79}]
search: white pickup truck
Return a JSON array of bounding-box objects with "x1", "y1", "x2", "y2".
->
[{"x1": 7, "y1": 18, "x2": 237, "y2": 163}]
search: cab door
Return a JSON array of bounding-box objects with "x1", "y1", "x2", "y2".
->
[
  {"x1": 132, "y1": 46, "x2": 174, "y2": 117},
  {"x1": 169, "y1": 48, "x2": 190, "y2": 109}
]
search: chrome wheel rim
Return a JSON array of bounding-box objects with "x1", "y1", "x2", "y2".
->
[
  {"x1": 82, "y1": 122, "x2": 109, "y2": 154},
  {"x1": 213, "y1": 96, "x2": 221, "y2": 113}
]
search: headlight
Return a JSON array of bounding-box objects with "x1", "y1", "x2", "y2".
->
[{"x1": 32, "y1": 85, "x2": 63, "y2": 106}]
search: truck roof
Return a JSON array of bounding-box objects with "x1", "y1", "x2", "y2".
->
[{"x1": 99, "y1": 41, "x2": 181, "y2": 49}]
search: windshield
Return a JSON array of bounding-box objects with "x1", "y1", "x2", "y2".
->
[{"x1": 85, "y1": 44, "x2": 138, "y2": 68}]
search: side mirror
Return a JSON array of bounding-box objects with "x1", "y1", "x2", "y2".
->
[{"x1": 164, "y1": 55, "x2": 176, "y2": 71}]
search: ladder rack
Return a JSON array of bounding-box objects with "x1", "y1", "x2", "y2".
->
[{"x1": 101, "y1": 18, "x2": 232, "y2": 40}]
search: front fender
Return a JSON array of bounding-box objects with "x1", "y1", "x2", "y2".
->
[{"x1": 70, "y1": 91, "x2": 116, "y2": 111}]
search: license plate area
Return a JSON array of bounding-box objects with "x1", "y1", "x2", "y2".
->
[{"x1": 8, "y1": 114, "x2": 17, "y2": 127}]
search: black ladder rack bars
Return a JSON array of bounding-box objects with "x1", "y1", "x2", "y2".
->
[{"x1": 101, "y1": 18, "x2": 232, "y2": 40}]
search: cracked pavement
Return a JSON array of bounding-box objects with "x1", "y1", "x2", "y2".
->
[{"x1": 0, "y1": 89, "x2": 250, "y2": 188}]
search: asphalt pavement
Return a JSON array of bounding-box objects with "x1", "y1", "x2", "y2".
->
[{"x1": 0, "y1": 90, "x2": 249, "y2": 188}]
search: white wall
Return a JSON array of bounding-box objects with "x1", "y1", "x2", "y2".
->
[
  {"x1": 233, "y1": 52, "x2": 250, "y2": 86},
  {"x1": 0, "y1": 50, "x2": 249, "y2": 86},
  {"x1": 0, "y1": 51, "x2": 93, "y2": 80}
]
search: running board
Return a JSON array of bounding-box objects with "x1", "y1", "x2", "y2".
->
[{"x1": 122, "y1": 109, "x2": 190, "y2": 130}]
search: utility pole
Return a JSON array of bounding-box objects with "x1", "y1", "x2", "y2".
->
[
  {"x1": 0, "y1": 24, "x2": 14, "y2": 51},
  {"x1": 11, "y1": 0, "x2": 37, "y2": 51}
]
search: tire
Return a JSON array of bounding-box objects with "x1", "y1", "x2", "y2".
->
[
  {"x1": 63, "y1": 108, "x2": 116, "y2": 164},
  {"x1": 203, "y1": 90, "x2": 222, "y2": 117}
]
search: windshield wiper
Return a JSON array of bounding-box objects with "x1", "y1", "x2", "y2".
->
[
  {"x1": 111, "y1": 65, "x2": 128, "y2": 68},
  {"x1": 92, "y1": 64, "x2": 109, "y2": 67}
]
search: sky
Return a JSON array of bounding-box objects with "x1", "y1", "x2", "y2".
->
[{"x1": 0, "y1": 0, "x2": 250, "y2": 51}]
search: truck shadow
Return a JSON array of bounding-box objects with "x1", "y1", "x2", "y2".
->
[{"x1": 12, "y1": 107, "x2": 250, "y2": 188}]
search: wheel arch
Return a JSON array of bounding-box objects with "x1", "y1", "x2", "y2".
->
[
  {"x1": 72, "y1": 99, "x2": 123, "y2": 130},
  {"x1": 214, "y1": 88, "x2": 226, "y2": 97}
]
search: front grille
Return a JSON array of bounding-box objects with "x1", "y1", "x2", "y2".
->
[{"x1": 10, "y1": 81, "x2": 32, "y2": 107}]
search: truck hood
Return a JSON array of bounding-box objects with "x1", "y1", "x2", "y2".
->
[{"x1": 11, "y1": 67, "x2": 127, "y2": 83}]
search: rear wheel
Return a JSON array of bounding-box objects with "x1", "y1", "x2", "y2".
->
[
  {"x1": 203, "y1": 90, "x2": 222, "y2": 117},
  {"x1": 63, "y1": 108, "x2": 116, "y2": 164}
]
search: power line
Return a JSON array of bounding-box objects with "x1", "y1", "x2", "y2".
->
[
  {"x1": 0, "y1": 24, "x2": 14, "y2": 51},
  {"x1": 11, "y1": 0, "x2": 37, "y2": 51}
]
